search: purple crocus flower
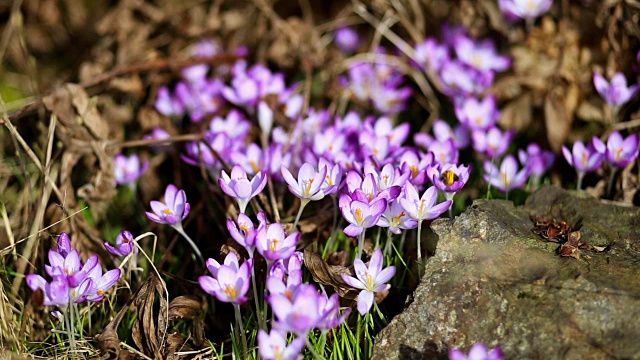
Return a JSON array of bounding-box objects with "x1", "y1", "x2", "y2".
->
[
  {"x1": 562, "y1": 136, "x2": 606, "y2": 189},
  {"x1": 399, "y1": 150, "x2": 434, "y2": 185},
  {"x1": 429, "y1": 139, "x2": 459, "y2": 165},
  {"x1": 341, "y1": 249, "x2": 396, "y2": 315},
  {"x1": 144, "y1": 127, "x2": 171, "y2": 151},
  {"x1": 318, "y1": 291, "x2": 351, "y2": 331},
  {"x1": 45, "y1": 250, "x2": 99, "y2": 288},
  {"x1": 455, "y1": 96, "x2": 500, "y2": 131},
  {"x1": 281, "y1": 163, "x2": 327, "y2": 202},
  {"x1": 499, "y1": 0, "x2": 552, "y2": 22},
  {"x1": 85, "y1": 266, "x2": 122, "y2": 302},
  {"x1": 227, "y1": 213, "x2": 259, "y2": 256},
  {"x1": 199, "y1": 252, "x2": 253, "y2": 304},
  {"x1": 257, "y1": 329, "x2": 305, "y2": 360},
  {"x1": 209, "y1": 110, "x2": 251, "y2": 141},
  {"x1": 414, "y1": 38, "x2": 449, "y2": 72},
  {"x1": 364, "y1": 163, "x2": 409, "y2": 194},
  {"x1": 450, "y1": 342, "x2": 504, "y2": 360},
  {"x1": 56, "y1": 232, "x2": 72, "y2": 257},
  {"x1": 318, "y1": 158, "x2": 343, "y2": 196},
  {"x1": 114, "y1": 154, "x2": 149, "y2": 187},
  {"x1": 104, "y1": 230, "x2": 137, "y2": 257},
  {"x1": 594, "y1": 73, "x2": 639, "y2": 108},
  {"x1": 219, "y1": 166, "x2": 268, "y2": 214},
  {"x1": 335, "y1": 27, "x2": 360, "y2": 53},
  {"x1": 400, "y1": 183, "x2": 452, "y2": 222},
  {"x1": 256, "y1": 222, "x2": 300, "y2": 264},
  {"x1": 340, "y1": 197, "x2": 387, "y2": 237},
  {"x1": 269, "y1": 283, "x2": 324, "y2": 336},
  {"x1": 26, "y1": 275, "x2": 73, "y2": 308},
  {"x1": 378, "y1": 198, "x2": 418, "y2": 235},
  {"x1": 427, "y1": 163, "x2": 471, "y2": 199},
  {"x1": 483, "y1": 155, "x2": 529, "y2": 193},
  {"x1": 146, "y1": 184, "x2": 190, "y2": 226},
  {"x1": 472, "y1": 127, "x2": 514, "y2": 158},
  {"x1": 154, "y1": 86, "x2": 184, "y2": 117},
  {"x1": 231, "y1": 143, "x2": 266, "y2": 175},
  {"x1": 454, "y1": 36, "x2": 510, "y2": 73},
  {"x1": 439, "y1": 60, "x2": 495, "y2": 98},
  {"x1": 518, "y1": 143, "x2": 555, "y2": 186},
  {"x1": 605, "y1": 131, "x2": 639, "y2": 169},
  {"x1": 414, "y1": 120, "x2": 471, "y2": 149}
]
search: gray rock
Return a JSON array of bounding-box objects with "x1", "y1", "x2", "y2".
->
[{"x1": 373, "y1": 186, "x2": 640, "y2": 360}]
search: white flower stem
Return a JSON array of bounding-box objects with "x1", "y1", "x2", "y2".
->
[
  {"x1": 417, "y1": 220, "x2": 423, "y2": 277},
  {"x1": 68, "y1": 302, "x2": 76, "y2": 350},
  {"x1": 233, "y1": 304, "x2": 248, "y2": 357},
  {"x1": 173, "y1": 224, "x2": 204, "y2": 264},
  {"x1": 357, "y1": 231, "x2": 366, "y2": 259},
  {"x1": 292, "y1": 199, "x2": 309, "y2": 231},
  {"x1": 250, "y1": 262, "x2": 263, "y2": 329},
  {"x1": 577, "y1": 172, "x2": 584, "y2": 190}
]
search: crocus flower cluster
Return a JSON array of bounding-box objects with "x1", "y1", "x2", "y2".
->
[
  {"x1": 414, "y1": 26, "x2": 509, "y2": 99},
  {"x1": 114, "y1": 154, "x2": 148, "y2": 187},
  {"x1": 27, "y1": 233, "x2": 122, "y2": 312},
  {"x1": 339, "y1": 48, "x2": 412, "y2": 114},
  {"x1": 593, "y1": 72, "x2": 639, "y2": 110}
]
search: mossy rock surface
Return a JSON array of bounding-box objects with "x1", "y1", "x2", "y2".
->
[{"x1": 374, "y1": 186, "x2": 640, "y2": 360}]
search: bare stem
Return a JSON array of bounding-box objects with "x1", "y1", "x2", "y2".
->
[
  {"x1": 173, "y1": 224, "x2": 204, "y2": 264},
  {"x1": 233, "y1": 304, "x2": 248, "y2": 357},
  {"x1": 292, "y1": 199, "x2": 309, "y2": 231}
]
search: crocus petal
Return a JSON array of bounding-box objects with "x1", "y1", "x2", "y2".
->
[{"x1": 356, "y1": 290, "x2": 374, "y2": 315}]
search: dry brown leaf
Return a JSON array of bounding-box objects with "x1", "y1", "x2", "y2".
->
[
  {"x1": 544, "y1": 87, "x2": 574, "y2": 151},
  {"x1": 303, "y1": 250, "x2": 357, "y2": 299},
  {"x1": 168, "y1": 295, "x2": 202, "y2": 320}
]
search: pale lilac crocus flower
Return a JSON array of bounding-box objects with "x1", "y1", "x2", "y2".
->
[
  {"x1": 472, "y1": 127, "x2": 514, "y2": 158},
  {"x1": 562, "y1": 136, "x2": 606, "y2": 189},
  {"x1": 85, "y1": 266, "x2": 122, "y2": 302},
  {"x1": 335, "y1": 27, "x2": 360, "y2": 53},
  {"x1": 594, "y1": 72, "x2": 639, "y2": 110},
  {"x1": 450, "y1": 342, "x2": 504, "y2": 360},
  {"x1": 604, "y1": 131, "x2": 639, "y2": 197},
  {"x1": 227, "y1": 213, "x2": 259, "y2": 257},
  {"x1": 427, "y1": 163, "x2": 472, "y2": 217},
  {"x1": 257, "y1": 329, "x2": 305, "y2": 360},
  {"x1": 499, "y1": 0, "x2": 552, "y2": 24},
  {"x1": 219, "y1": 166, "x2": 268, "y2": 214},
  {"x1": 199, "y1": 252, "x2": 253, "y2": 354},
  {"x1": 256, "y1": 222, "x2": 300, "y2": 266},
  {"x1": 104, "y1": 230, "x2": 137, "y2": 257},
  {"x1": 340, "y1": 195, "x2": 387, "y2": 258},
  {"x1": 483, "y1": 155, "x2": 529, "y2": 194},
  {"x1": 400, "y1": 183, "x2": 452, "y2": 264},
  {"x1": 114, "y1": 154, "x2": 149, "y2": 187},
  {"x1": 429, "y1": 139, "x2": 459, "y2": 165},
  {"x1": 281, "y1": 162, "x2": 327, "y2": 230},
  {"x1": 455, "y1": 96, "x2": 500, "y2": 131},
  {"x1": 414, "y1": 38, "x2": 449, "y2": 72},
  {"x1": 341, "y1": 249, "x2": 396, "y2": 315},
  {"x1": 454, "y1": 36, "x2": 510, "y2": 73},
  {"x1": 414, "y1": 120, "x2": 470, "y2": 149},
  {"x1": 146, "y1": 184, "x2": 202, "y2": 262},
  {"x1": 518, "y1": 143, "x2": 555, "y2": 188},
  {"x1": 378, "y1": 198, "x2": 418, "y2": 235},
  {"x1": 269, "y1": 283, "x2": 325, "y2": 337}
]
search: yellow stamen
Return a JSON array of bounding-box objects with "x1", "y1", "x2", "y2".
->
[
  {"x1": 239, "y1": 224, "x2": 249, "y2": 233},
  {"x1": 163, "y1": 208, "x2": 174, "y2": 215},
  {"x1": 440, "y1": 170, "x2": 459, "y2": 187},
  {"x1": 325, "y1": 175, "x2": 333, "y2": 186},
  {"x1": 269, "y1": 239, "x2": 279, "y2": 253},
  {"x1": 501, "y1": 171, "x2": 509, "y2": 188},
  {"x1": 304, "y1": 178, "x2": 314, "y2": 196},
  {"x1": 581, "y1": 152, "x2": 588, "y2": 167},
  {"x1": 410, "y1": 165, "x2": 419, "y2": 179},
  {"x1": 250, "y1": 160, "x2": 261, "y2": 174},
  {"x1": 223, "y1": 284, "x2": 237, "y2": 299},
  {"x1": 616, "y1": 148, "x2": 623, "y2": 162},
  {"x1": 97, "y1": 289, "x2": 105, "y2": 296},
  {"x1": 355, "y1": 208, "x2": 364, "y2": 223}
]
